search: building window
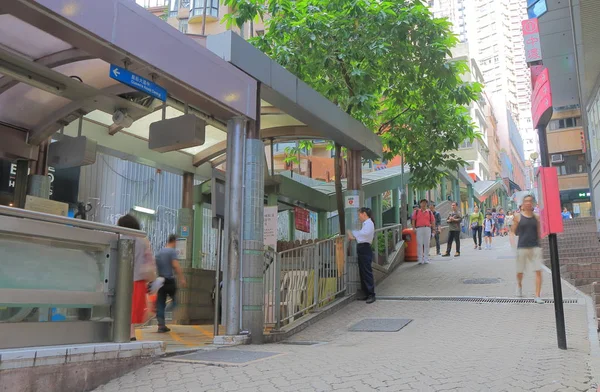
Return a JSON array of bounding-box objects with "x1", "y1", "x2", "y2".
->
[
  {"x1": 179, "y1": 19, "x2": 188, "y2": 33},
  {"x1": 191, "y1": 0, "x2": 219, "y2": 18},
  {"x1": 553, "y1": 154, "x2": 587, "y2": 176},
  {"x1": 460, "y1": 140, "x2": 473, "y2": 149},
  {"x1": 169, "y1": 0, "x2": 179, "y2": 17},
  {"x1": 548, "y1": 117, "x2": 582, "y2": 131}
]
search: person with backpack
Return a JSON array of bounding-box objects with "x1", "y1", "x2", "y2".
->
[
  {"x1": 483, "y1": 212, "x2": 496, "y2": 250},
  {"x1": 411, "y1": 199, "x2": 437, "y2": 264},
  {"x1": 469, "y1": 206, "x2": 484, "y2": 250},
  {"x1": 429, "y1": 202, "x2": 442, "y2": 256}
]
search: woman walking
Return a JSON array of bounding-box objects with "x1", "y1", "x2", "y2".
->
[
  {"x1": 117, "y1": 214, "x2": 156, "y2": 341},
  {"x1": 469, "y1": 206, "x2": 484, "y2": 250},
  {"x1": 347, "y1": 207, "x2": 376, "y2": 304}
]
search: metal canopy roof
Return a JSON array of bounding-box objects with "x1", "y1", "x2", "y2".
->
[
  {"x1": 0, "y1": 0, "x2": 383, "y2": 181},
  {"x1": 472, "y1": 179, "x2": 507, "y2": 202},
  {"x1": 207, "y1": 31, "x2": 383, "y2": 160}
]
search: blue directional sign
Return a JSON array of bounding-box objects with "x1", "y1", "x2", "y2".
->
[{"x1": 109, "y1": 64, "x2": 167, "y2": 102}]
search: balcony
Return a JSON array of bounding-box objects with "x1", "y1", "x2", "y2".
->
[
  {"x1": 547, "y1": 127, "x2": 584, "y2": 154},
  {"x1": 558, "y1": 174, "x2": 589, "y2": 191},
  {"x1": 189, "y1": 0, "x2": 219, "y2": 23}
]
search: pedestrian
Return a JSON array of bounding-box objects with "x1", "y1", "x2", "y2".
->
[
  {"x1": 483, "y1": 212, "x2": 495, "y2": 249},
  {"x1": 497, "y1": 208, "x2": 506, "y2": 236},
  {"x1": 561, "y1": 207, "x2": 573, "y2": 220},
  {"x1": 491, "y1": 208, "x2": 498, "y2": 236},
  {"x1": 347, "y1": 207, "x2": 376, "y2": 304},
  {"x1": 506, "y1": 210, "x2": 515, "y2": 232},
  {"x1": 469, "y1": 205, "x2": 484, "y2": 250},
  {"x1": 442, "y1": 201, "x2": 462, "y2": 257},
  {"x1": 155, "y1": 234, "x2": 187, "y2": 333},
  {"x1": 511, "y1": 195, "x2": 544, "y2": 304},
  {"x1": 117, "y1": 214, "x2": 156, "y2": 341},
  {"x1": 430, "y1": 202, "x2": 442, "y2": 256},
  {"x1": 411, "y1": 199, "x2": 436, "y2": 264}
]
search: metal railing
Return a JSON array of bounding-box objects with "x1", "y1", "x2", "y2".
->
[
  {"x1": 264, "y1": 236, "x2": 346, "y2": 330},
  {"x1": 372, "y1": 224, "x2": 403, "y2": 266}
]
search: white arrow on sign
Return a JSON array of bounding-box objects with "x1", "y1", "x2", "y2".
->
[{"x1": 112, "y1": 68, "x2": 120, "y2": 77}]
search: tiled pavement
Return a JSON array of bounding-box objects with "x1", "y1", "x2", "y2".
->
[{"x1": 94, "y1": 237, "x2": 599, "y2": 392}]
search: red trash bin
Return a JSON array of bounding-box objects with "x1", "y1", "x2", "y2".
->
[{"x1": 402, "y1": 228, "x2": 418, "y2": 262}]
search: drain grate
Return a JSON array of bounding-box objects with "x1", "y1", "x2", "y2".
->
[
  {"x1": 163, "y1": 349, "x2": 283, "y2": 366},
  {"x1": 277, "y1": 341, "x2": 327, "y2": 346},
  {"x1": 463, "y1": 278, "x2": 503, "y2": 284},
  {"x1": 377, "y1": 296, "x2": 580, "y2": 304},
  {"x1": 349, "y1": 318, "x2": 413, "y2": 332}
]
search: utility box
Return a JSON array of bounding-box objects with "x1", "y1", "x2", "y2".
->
[
  {"x1": 47, "y1": 136, "x2": 97, "y2": 169},
  {"x1": 149, "y1": 114, "x2": 206, "y2": 153}
]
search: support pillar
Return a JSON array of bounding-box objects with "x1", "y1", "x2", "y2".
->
[
  {"x1": 241, "y1": 112, "x2": 265, "y2": 343},
  {"x1": 13, "y1": 160, "x2": 29, "y2": 208},
  {"x1": 288, "y1": 210, "x2": 295, "y2": 241},
  {"x1": 174, "y1": 171, "x2": 195, "y2": 324},
  {"x1": 318, "y1": 211, "x2": 328, "y2": 239},
  {"x1": 223, "y1": 117, "x2": 246, "y2": 337},
  {"x1": 467, "y1": 184, "x2": 474, "y2": 213},
  {"x1": 345, "y1": 150, "x2": 363, "y2": 295},
  {"x1": 392, "y1": 188, "x2": 400, "y2": 224},
  {"x1": 192, "y1": 202, "x2": 204, "y2": 269},
  {"x1": 407, "y1": 183, "x2": 414, "y2": 209},
  {"x1": 453, "y1": 179, "x2": 460, "y2": 204},
  {"x1": 441, "y1": 177, "x2": 448, "y2": 201},
  {"x1": 372, "y1": 194, "x2": 383, "y2": 229}
]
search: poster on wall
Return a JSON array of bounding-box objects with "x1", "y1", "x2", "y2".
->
[
  {"x1": 294, "y1": 206, "x2": 311, "y2": 233},
  {"x1": 263, "y1": 206, "x2": 278, "y2": 250}
]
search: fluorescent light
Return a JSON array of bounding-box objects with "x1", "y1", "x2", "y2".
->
[{"x1": 133, "y1": 206, "x2": 156, "y2": 215}]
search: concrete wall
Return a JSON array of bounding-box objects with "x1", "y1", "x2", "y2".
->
[{"x1": 186, "y1": 269, "x2": 217, "y2": 324}]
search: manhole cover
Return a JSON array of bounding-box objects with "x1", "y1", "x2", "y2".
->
[
  {"x1": 349, "y1": 318, "x2": 412, "y2": 332},
  {"x1": 165, "y1": 349, "x2": 282, "y2": 366},
  {"x1": 463, "y1": 278, "x2": 502, "y2": 284}
]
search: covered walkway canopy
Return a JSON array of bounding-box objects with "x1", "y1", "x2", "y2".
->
[{"x1": 0, "y1": 0, "x2": 382, "y2": 180}]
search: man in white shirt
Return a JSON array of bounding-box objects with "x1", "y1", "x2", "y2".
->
[{"x1": 347, "y1": 207, "x2": 376, "y2": 304}]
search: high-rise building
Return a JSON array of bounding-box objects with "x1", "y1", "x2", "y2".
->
[{"x1": 430, "y1": 0, "x2": 539, "y2": 163}]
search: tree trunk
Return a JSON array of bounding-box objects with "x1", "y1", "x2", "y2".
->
[{"x1": 334, "y1": 142, "x2": 345, "y2": 234}]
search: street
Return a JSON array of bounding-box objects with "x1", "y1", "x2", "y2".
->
[{"x1": 95, "y1": 237, "x2": 598, "y2": 392}]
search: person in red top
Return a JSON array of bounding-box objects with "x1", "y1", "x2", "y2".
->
[{"x1": 411, "y1": 199, "x2": 437, "y2": 264}]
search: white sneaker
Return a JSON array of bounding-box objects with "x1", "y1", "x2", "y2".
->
[
  {"x1": 424, "y1": 259, "x2": 430, "y2": 264},
  {"x1": 418, "y1": 261, "x2": 424, "y2": 265},
  {"x1": 534, "y1": 297, "x2": 544, "y2": 304},
  {"x1": 516, "y1": 286, "x2": 523, "y2": 297}
]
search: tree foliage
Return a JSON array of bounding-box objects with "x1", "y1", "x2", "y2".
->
[{"x1": 225, "y1": 0, "x2": 482, "y2": 190}]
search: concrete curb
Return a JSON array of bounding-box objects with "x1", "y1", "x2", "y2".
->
[{"x1": 263, "y1": 293, "x2": 357, "y2": 344}]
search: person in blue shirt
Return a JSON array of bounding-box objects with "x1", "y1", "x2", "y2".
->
[
  {"x1": 561, "y1": 207, "x2": 573, "y2": 220},
  {"x1": 483, "y1": 212, "x2": 495, "y2": 250}
]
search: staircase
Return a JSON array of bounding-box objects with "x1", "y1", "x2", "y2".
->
[{"x1": 541, "y1": 218, "x2": 600, "y2": 328}]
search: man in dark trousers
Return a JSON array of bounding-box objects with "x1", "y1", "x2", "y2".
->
[
  {"x1": 155, "y1": 234, "x2": 186, "y2": 332},
  {"x1": 347, "y1": 207, "x2": 376, "y2": 304},
  {"x1": 430, "y1": 202, "x2": 442, "y2": 256},
  {"x1": 442, "y1": 202, "x2": 462, "y2": 257}
]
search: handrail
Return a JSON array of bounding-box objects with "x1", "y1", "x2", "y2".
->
[
  {"x1": 375, "y1": 223, "x2": 402, "y2": 233},
  {"x1": 0, "y1": 205, "x2": 146, "y2": 238}
]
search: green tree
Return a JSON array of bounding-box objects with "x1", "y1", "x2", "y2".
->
[{"x1": 225, "y1": 0, "x2": 482, "y2": 233}]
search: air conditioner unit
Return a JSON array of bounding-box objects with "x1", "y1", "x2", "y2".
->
[{"x1": 551, "y1": 154, "x2": 564, "y2": 164}]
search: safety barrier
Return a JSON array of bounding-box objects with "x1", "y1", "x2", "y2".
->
[
  {"x1": 264, "y1": 236, "x2": 347, "y2": 330},
  {"x1": 372, "y1": 224, "x2": 403, "y2": 266},
  {"x1": 0, "y1": 205, "x2": 145, "y2": 349}
]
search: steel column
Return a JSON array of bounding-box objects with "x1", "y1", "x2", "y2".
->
[
  {"x1": 241, "y1": 112, "x2": 265, "y2": 343},
  {"x1": 113, "y1": 238, "x2": 134, "y2": 343},
  {"x1": 13, "y1": 160, "x2": 28, "y2": 208},
  {"x1": 392, "y1": 188, "x2": 400, "y2": 224},
  {"x1": 224, "y1": 117, "x2": 247, "y2": 336},
  {"x1": 372, "y1": 194, "x2": 383, "y2": 229},
  {"x1": 344, "y1": 150, "x2": 363, "y2": 295}
]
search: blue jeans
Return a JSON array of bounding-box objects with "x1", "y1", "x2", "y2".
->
[{"x1": 156, "y1": 278, "x2": 177, "y2": 327}]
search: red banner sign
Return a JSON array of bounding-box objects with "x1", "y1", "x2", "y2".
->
[
  {"x1": 531, "y1": 67, "x2": 553, "y2": 128},
  {"x1": 536, "y1": 167, "x2": 563, "y2": 237},
  {"x1": 294, "y1": 207, "x2": 311, "y2": 233}
]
